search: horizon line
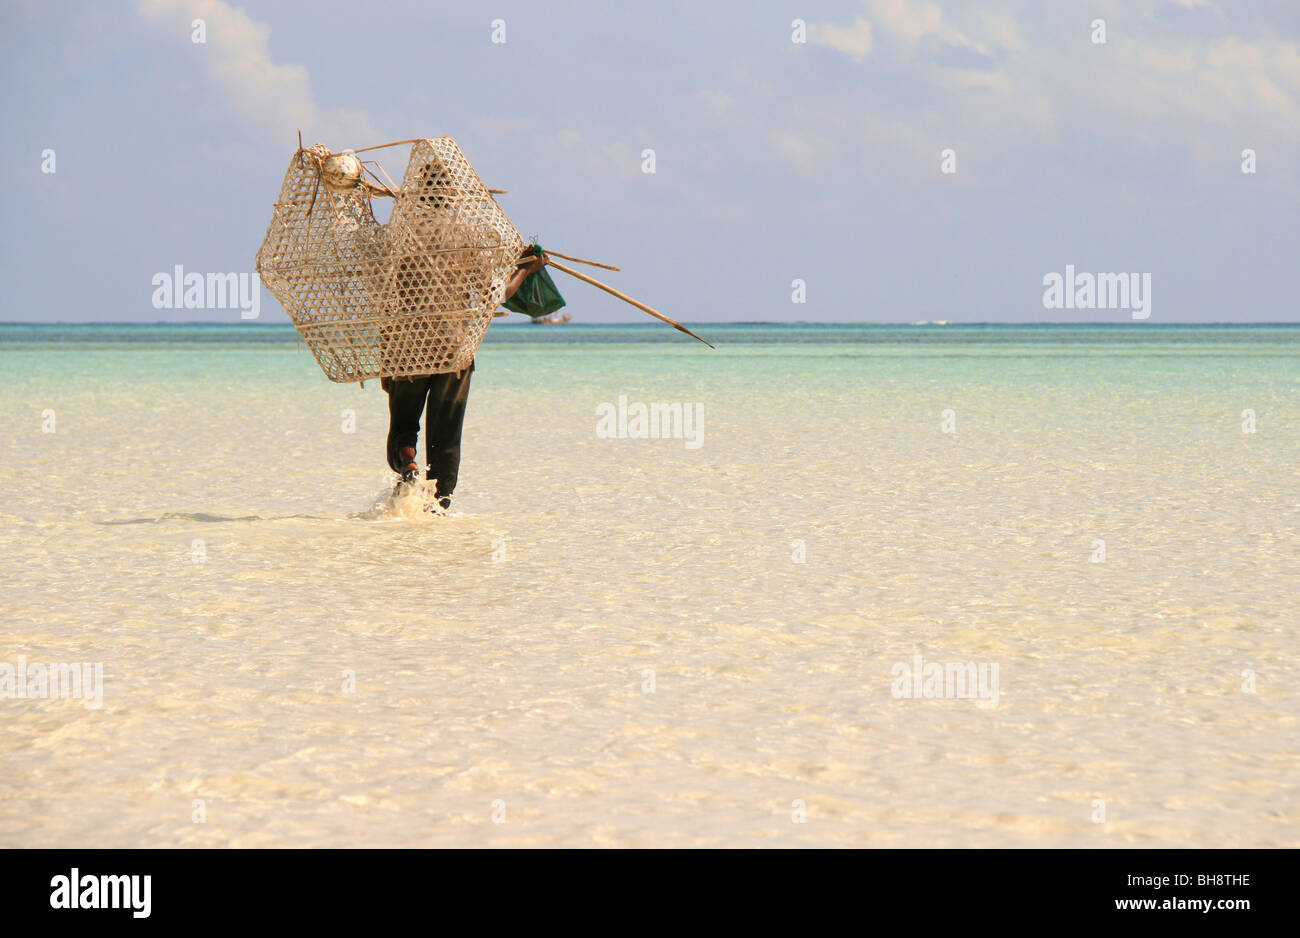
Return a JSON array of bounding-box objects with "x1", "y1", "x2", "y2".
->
[{"x1": 3, "y1": 320, "x2": 1299, "y2": 327}]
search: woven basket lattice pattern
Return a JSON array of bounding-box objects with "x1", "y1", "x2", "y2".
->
[{"x1": 255, "y1": 138, "x2": 523, "y2": 382}]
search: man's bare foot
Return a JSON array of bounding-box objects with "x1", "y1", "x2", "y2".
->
[{"x1": 393, "y1": 446, "x2": 421, "y2": 494}]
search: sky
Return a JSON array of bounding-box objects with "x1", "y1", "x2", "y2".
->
[{"x1": 1, "y1": 0, "x2": 1297, "y2": 323}]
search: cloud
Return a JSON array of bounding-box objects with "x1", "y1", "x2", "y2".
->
[
  {"x1": 135, "y1": 0, "x2": 379, "y2": 145},
  {"x1": 811, "y1": 18, "x2": 874, "y2": 60},
  {"x1": 868, "y1": 0, "x2": 948, "y2": 43},
  {"x1": 854, "y1": 0, "x2": 993, "y2": 58},
  {"x1": 796, "y1": 0, "x2": 1299, "y2": 189}
]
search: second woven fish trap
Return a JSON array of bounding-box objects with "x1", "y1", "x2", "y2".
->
[{"x1": 256, "y1": 137, "x2": 524, "y2": 382}]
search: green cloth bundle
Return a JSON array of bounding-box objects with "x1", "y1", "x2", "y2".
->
[{"x1": 501, "y1": 244, "x2": 567, "y2": 318}]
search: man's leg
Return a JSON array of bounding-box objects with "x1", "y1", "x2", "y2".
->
[
  {"x1": 423, "y1": 362, "x2": 474, "y2": 509},
  {"x1": 386, "y1": 377, "x2": 431, "y2": 475}
]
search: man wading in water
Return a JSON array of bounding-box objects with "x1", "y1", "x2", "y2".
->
[{"x1": 382, "y1": 249, "x2": 549, "y2": 510}]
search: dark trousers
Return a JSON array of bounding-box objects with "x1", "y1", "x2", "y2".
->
[{"x1": 385, "y1": 363, "x2": 474, "y2": 505}]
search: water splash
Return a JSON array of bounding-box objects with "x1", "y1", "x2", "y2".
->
[{"x1": 355, "y1": 479, "x2": 450, "y2": 522}]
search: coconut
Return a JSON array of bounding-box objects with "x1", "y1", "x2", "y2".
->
[{"x1": 320, "y1": 151, "x2": 362, "y2": 192}]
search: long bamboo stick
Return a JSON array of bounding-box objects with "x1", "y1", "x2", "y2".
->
[
  {"x1": 349, "y1": 138, "x2": 426, "y2": 154},
  {"x1": 515, "y1": 249, "x2": 615, "y2": 271},
  {"x1": 546, "y1": 260, "x2": 713, "y2": 348},
  {"x1": 542, "y1": 250, "x2": 620, "y2": 271},
  {"x1": 347, "y1": 139, "x2": 506, "y2": 191}
]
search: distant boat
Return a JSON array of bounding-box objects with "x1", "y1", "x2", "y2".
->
[{"x1": 531, "y1": 311, "x2": 572, "y2": 325}]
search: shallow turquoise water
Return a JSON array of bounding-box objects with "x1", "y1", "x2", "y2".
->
[{"x1": 1, "y1": 324, "x2": 1297, "y2": 846}]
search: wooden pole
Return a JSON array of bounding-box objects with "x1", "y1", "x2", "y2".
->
[{"x1": 546, "y1": 259, "x2": 713, "y2": 348}]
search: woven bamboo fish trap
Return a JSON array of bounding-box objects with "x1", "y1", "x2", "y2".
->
[{"x1": 255, "y1": 138, "x2": 524, "y2": 382}]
